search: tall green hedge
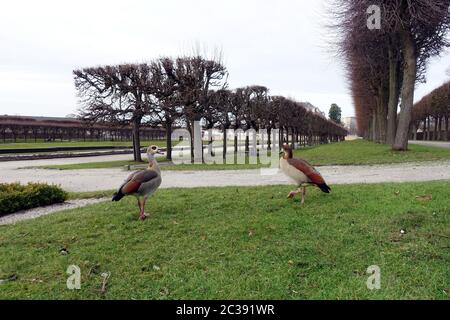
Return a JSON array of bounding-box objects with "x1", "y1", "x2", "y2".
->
[{"x1": 0, "y1": 183, "x2": 68, "y2": 216}]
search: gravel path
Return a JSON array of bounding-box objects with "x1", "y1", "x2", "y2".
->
[
  {"x1": 2, "y1": 159, "x2": 450, "y2": 192},
  {"x1": 409, "y1": 140, "x2": 450, "y2": 149},
  {"x1": 0, "y1": 198, "x2": 108, "y2": 225}
]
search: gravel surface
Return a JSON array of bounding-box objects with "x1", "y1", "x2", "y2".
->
[
  {"x1": 409, "y1": 140, "x2": 450, "y2": 149},
  {"x1": 2, "y1": 158, "x2": 450, "y2": 192},
  {"x1": 0, "y1": 198, "x2": 108, "y2": 225}
]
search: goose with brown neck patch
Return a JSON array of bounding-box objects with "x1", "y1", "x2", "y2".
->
[
  {"x1": 112, "y1": 145, "x2": 163, "y2": 221},
  {"x1": 279, "y1": 143, "x2": 330, "y2": 204}
]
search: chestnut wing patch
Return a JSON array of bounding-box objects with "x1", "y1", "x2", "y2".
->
[
  {"x1": 120, "y1": 170, "x2": 159, "y2": 195},
  {"x1": 287, "y1": 158, "x2": 325, "y2": 185}
]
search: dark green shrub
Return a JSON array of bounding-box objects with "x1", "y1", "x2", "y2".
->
[{"x1": 0, "y1": 183, "x2": 68, "y2": 216}]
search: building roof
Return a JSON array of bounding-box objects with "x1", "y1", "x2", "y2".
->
[{"x1": 0, "y1": 115, "x2": 162, "y2": 130}]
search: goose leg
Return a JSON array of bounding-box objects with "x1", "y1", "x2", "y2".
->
[
  {"x1": 139, "y1": 198, "x2": 147, "y2": 221},
  {"x1": 301, "y1": 186, "x2": 306, "y2": 205},
  {"x1": 137, "y1": 198, "x2": 142, "y2": 217},
  {"x1": 287, "y1": 187, "x2": 302, "y2": 199}
]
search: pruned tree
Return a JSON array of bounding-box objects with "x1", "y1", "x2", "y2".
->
[
  {"x1": 147, "y1": 57, "x2": 183, "y2": 161},
  {"x1": 211, "y1": 89, "x2": 233, "y2": 158},
  {"x1": 73, "y1": 63, "x2": 155, "y2": 161},
  {"x1": 332, "y1": 0, "x2": 450, "y2": 149},
  {"x1": 412, "y1": 80, "x2": 450, "y2": 141},
  {"x1": 171, "y1": 56, "x2": 227, "y2": 162}
]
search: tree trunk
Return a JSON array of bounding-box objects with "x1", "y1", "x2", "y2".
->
[
  {"x1": 433, "y1": 117, "x2": 438, "y2": 141},
  {"x1": 445, "y1": 116, "x2": 449, "y2": 141},
  {"x1": 245, "y1": 133, "x2": 250, "y2": 154},
  {"x1": 387, "y1": 46, "x2": 400, "y2": 144},
  {"x1": 371, "y1": 112, "x2": 377, "y2": 142},
  {"x1": 208, "y1": 125, "x2": 214, "y2": 157},
  {"x1": 413, "y1": 123, "x2": 417, "y2": 140},
  {"x1": 132, "y1": 118, "x2": 142, "y2": 162},
  {"x1": 377, "y1": 86, "x2": 388, "y2": 143},
  {"x1": 165, "y1": 120, "x2": 172, "y2": 161},
  {"x1": 437, "y1": 117, "x2": 442, "y2": 141},
  {"x1": 393, "y1": 29, "x2": 417, "y2": 151},
  {"x1": 188, "y1": 120, "x2": 194, "y2": 163},
  {"x1": 222, "y1": 126, "x2": 228, "y2": 160}
]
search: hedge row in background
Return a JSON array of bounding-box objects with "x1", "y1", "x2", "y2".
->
[{"x1": 0, "y1": 183, "x2": 67, "y2": 216}]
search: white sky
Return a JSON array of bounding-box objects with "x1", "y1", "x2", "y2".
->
[{"x1": 0, "y1": 0, "x2": 449, "y2": 119}]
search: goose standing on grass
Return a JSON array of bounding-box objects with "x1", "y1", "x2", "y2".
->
[
  {"x1": 279, "y1": 143, "x2": 330, "y2": 204},
  {"x1": 112, "y1": 145, "x2": 163, "y2": 221}
]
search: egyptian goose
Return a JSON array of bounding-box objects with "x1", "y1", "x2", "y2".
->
[
  {"x1": 112, "y1": 145, "x2": 163, "y2": 220},
  {"x1": 279, "y1": 143, "x2": 330, "y2": 204}
]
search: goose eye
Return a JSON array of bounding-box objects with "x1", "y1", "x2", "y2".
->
[{"x1": 151, "y1": 146, "x2": 157, "y2": 150}]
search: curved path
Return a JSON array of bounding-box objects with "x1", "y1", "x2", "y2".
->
[
  {"x1": 409, "y1": 140, "x2": 450, "y2": 149},
  {"x1": 1, "y1": 155, "x2": 450, "y2": 192},
  {"x1": 0, "y1": 198, "x2": 108, "y2": 225}
]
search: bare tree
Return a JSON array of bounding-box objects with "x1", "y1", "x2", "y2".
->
[
  {"x1": 332, "y1": 0, "x2": 450, "y2": 149},
  {"x1": 171, "y1": 56, "x2": 227, "y2": 162},
  {"x1": 73, "y1": 63, "x2": 155, "y2": 161},
  {"x1": 147, "y1": 57, "x2": 183, "y2": 161}
]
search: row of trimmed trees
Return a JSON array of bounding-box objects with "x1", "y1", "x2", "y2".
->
[
  {"x1": 411, "y1": 81, "x2": 450, "y2": 141},
  {"x1": 333, "y1": 0, "x2": 450, "y2": 150},
  {"x1": 73, "y1": 56, "x2": 346, "y2": 162}
]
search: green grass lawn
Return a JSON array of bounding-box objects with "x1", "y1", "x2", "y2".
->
[
  {"x1": 0, "y1": 181, "x2": 449, "y2": 299},
  {"x1": 0, "y1": 140, "x2": 166, "y2": 150},
  {"x1": 27, "y1": 156, "x2": 271, "y2": 171},
  {"x1": 27, "y1": 140, "x2": 450, "y2": 171},
  {"x1": 32, "y1": 160, "x2": 166, "y2": 170}
]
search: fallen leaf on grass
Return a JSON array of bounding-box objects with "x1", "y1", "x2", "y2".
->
[
  {"x1": 415, "y1": 195, "x2": 432, "y2": 201},
  {"x1": 29, "y1": 278, "x2": 44, "y2": 283},
  {"x1": 159, "y1": 287, "x2": 170, "y2": 296},
  {"x1": 100, "y1": 272, "x2": 110, "y2": 294}
]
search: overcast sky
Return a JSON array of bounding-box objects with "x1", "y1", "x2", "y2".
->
[{"x1": 0, "y1": 0, "x2": 449, "y2": 119}]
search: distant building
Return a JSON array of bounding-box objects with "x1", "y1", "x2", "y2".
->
[
  {"x1": 342, "y1": 116, "x2": 357, "y2": 136},
  {"x1": 0, "y1": 115, "x2": 165, "y2": 142}
]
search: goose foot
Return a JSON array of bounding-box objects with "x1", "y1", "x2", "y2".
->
[
  {"x1": 139, "y1": 213, "x2": 148, "y2": 221},
  {"x1": 287, "y1": 191, "x2": 296, "y2": 199}
]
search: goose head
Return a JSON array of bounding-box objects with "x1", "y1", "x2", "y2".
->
[{"x1": 280, "y1": 143, "x2": 293, "y2": 159}]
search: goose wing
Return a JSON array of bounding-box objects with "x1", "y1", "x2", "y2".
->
[
  {"x1": 287, "y1": 158, "x2": 326, "y2": 186},
  {"x1": 120, "y1": 170, "x2": 160, "y2": 195}
]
